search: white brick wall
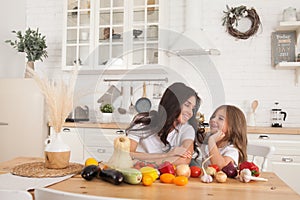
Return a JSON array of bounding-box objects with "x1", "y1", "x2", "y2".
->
[{"x1": 26, "y1": 0, "x2": 300, "y2": 127}]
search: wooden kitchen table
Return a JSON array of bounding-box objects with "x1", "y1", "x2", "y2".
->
[{"x1": 0, "y1": 157, "x2": 299, "y2": 200}]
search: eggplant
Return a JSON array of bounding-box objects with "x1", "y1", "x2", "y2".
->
[
  {"x1": 222, "y1": 162, "x2": 238, "y2": 178},
  {"x1": 98, "y1": 169, "x2": 124, "y2": 185},
  {"x1": 81, "y1": 165, "x2": 100, "y2": 181}
]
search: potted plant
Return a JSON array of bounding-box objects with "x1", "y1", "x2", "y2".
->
[
  {"x1": 5, "y1": 28, "x2": 48, "y2": 78},
  {"x1": 100, "y1": 103, "x2": 114, "y2": 123}
]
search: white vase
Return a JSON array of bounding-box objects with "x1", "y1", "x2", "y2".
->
[
  {"x1": 101, "y1": 113, "x2": 113, "y2": 123},
  {"x1": 44, "y1": 132, "x2": 71, "y2": 169},
  {"x1": 247, "y1": 111, "x2": 256, "y2": 126}
]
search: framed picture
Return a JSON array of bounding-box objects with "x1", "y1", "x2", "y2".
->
[{"x1": 271, "y1": 31, "x2": 296, "y2": 66}]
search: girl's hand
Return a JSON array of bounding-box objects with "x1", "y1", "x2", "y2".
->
[
  {"x1": 209, "y1": 131, "x2": 225, "y2": 143},
  {"x1": 169, "y1": 147, "x2": 192, "y2": 158}
]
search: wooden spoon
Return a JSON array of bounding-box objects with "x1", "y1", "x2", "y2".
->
[{"x1": 251, "y1": 100, "x2": 258, "y2": 113}]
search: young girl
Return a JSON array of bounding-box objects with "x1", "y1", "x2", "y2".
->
[
  {"x1": 197, "y1": 105, "x2": 248, "y2": 169},
  {"x1": 126, "y1": 82, "x2": 201, "y2": 166}
]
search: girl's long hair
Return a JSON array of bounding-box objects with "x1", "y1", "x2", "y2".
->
[{"x1": 198, "y1": 105, "x2": 248, "y2": 164}]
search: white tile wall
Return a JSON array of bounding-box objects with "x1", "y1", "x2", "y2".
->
[{"x1": 26, "y1": 0, "x2": 300, "y2": 127}]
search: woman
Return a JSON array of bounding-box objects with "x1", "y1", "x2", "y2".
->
[
  {"x1": 197, "y1": 105, "x2": 248, "y2": 169},
  {"x1": 126, "y1": 82, "x2": 201, "y2": 167}
]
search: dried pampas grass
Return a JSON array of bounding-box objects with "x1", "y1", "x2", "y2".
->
[{"x1": 26, "y1": 67, "x2": 78, "y2": 133}]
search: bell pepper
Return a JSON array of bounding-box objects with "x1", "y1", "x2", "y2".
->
[
  {"x1": 239, "y1": 161, "x2": 260, "y2": 177},
  {"x1": 158, "y1": 161, "x2": 175, "y2": 175}
]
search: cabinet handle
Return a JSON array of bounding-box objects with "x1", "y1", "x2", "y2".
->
[
  {"x1": 282, "y1": 157, "x2": 294, "y2": 162},
  {"x1": 0, "y1": 122, "x2": 8, "y2": 126},
  {"x1": 97, "y1": 148, "x2": 106, "y2": 153},
  {"x1": 63, "y1": 128, "x2": 71, "y2": 132},
  {"x1": 258, "y1": 135, "x2": 270, "y2": 140},
  {"x1": 116, "y1": 130, "x2": 124, "y2": 135}
]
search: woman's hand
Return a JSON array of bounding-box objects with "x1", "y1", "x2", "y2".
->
[{"x1": 168, "y1": 147, "x2": 192, "y2": 158}]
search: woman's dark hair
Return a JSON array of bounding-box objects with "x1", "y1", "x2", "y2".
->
[{"x1": 126, "y1": 82, "x2": 201, "y2": 157}]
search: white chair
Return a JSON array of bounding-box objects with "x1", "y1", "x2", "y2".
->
[
  {"x1": 247, "y1": 143, "x2": 275, "y2": 172},
  {"x1": 34, "y1": 187, "x2": 132, "y2": 200},
  {"x1": 0, "y1": 189, "x2": 32, "y2": 200}
]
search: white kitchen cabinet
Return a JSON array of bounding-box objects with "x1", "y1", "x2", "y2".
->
[
  {"x1": 50, "y1": 126, "x2": 125, "y2": 163},
  {"x1": 62, "y1": 0, "x2": 161, "y2": 71},
  {"x1": 248, "y1": 133, "x2": 300, "y2": 195},
  {"x1": 50, "y1": 127, "x2": 86, "y2": 164},
  {"x1": 62, "y1": 0, "x2": 93, "y2": 70},
  {"x1": 83, "y1": 128, "x2": 124, "y2": 162},
  {"x1": 275, "y1": 21, "x2": 300, "y2": 84}
]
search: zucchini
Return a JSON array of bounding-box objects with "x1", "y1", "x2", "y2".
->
[
  {"x1": 118, "y1": 168, "x2": 142, "y2": 184},
  {"x1": 98, "y1": 169, "x2": 124, "y2": 185}
]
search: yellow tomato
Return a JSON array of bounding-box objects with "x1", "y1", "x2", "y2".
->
[
  {"x1": 85, "y1": 157, "x2": 98, "y2": 166},
  {"x1": 142, "y1": 175, "x2": 153, "y2": 186},
  {"x1": 160, "y1": 173, "x2": 175, "y2": 184},
  {"x1": 173, "y1": 176, "x2": 188, "y2": 186}
]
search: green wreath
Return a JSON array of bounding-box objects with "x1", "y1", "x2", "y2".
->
[{"x1": 222, "y1": 5, "x2": 261, "y2": 40}]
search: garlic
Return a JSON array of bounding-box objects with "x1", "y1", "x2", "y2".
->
[
  {"x1": 239, "y1": 168, "x2": 252, "y2": 183},
  {"x1": 200, "y1": 155, "x2": 213, "y2": 183},
  {"x1": 201, "y1": 174, "x2": 213, "y2": 183},
  {"x1": 239, "y1": 169, "x2": 268, "y2": 183}
]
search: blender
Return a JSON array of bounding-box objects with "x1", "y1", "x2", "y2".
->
[{"x1": 271, "y1": 102, "x2": 287, "y2": 127}]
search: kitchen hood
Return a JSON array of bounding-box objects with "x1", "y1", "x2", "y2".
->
[{"x1": 168, "y1": 0, "x2": 220, "y2": 56}]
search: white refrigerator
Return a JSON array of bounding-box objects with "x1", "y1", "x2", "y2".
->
[{"x1": 0, "y1": 79, "x2": 48, "y2": 162}]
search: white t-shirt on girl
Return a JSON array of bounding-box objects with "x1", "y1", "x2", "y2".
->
[
  {"x1": 128, "y1": 123, "x2": 195, "y2": 153},
  {"x1": 199, "y1": 144, "x2": 239, "y2": 167}
]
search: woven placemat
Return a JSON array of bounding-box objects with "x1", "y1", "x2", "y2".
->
[{"x1": 11, "y1": 162, "x2": 84, "y2": 178}]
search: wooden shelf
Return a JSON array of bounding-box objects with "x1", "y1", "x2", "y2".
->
[
  {"x1": 275, "y1": 62, "x2": 300, "y2": 69},
  {"x1": 275, "y1": 62, "x2": 300, "y2": 85},
  {"x1": 274, "y1": 21, "x2": 300, "y2": 85},
  {"x1": 276, "y1": 21, "x2": 300, "y2": 31}
]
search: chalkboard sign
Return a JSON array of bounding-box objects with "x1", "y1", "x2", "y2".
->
[{"x1": 271, "y1": 31, "x2": 296, "y2": 66}]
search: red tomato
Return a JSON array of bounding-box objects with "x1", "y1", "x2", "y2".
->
[
  {"x1": 190, "y1": 166, "x2": 201, "y2": 178},
  {"x1": 208, "y1": 164, "x2": 220, "y2": 172}
]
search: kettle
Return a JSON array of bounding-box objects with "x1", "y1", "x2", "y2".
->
[{"x1": 271, "y1": 102, "x2": 287, "y2": 127}]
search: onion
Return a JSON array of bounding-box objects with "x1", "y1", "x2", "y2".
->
[
  {"x1": 222, "y1": 162, "x2": 238, "y2": 178},
  {"x1": 215, "y1": 171, "x2": 227, "y2": 183},
  {"x1": 205, "y1": 167, "x2": 216, "y2": 176},
  {"x1": 176, "y1": 164, "x2": 191, "y2": 177}
]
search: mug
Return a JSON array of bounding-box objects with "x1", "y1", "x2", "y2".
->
[{"x1": 81, "y1": 32, "x2": 89, "y2": 40}]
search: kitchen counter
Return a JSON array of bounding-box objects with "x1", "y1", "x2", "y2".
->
[
  {"x1": 0, "y1": 157, "x2": 299, "y2": 200},
  {"x1": 63, "y1": 122, "x2": 129, "y2": 129},
  {"x1": 63, "y1": 122, "x2": 300, "y2": 135}
]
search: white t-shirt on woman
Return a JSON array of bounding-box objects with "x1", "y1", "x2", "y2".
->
[{"x1": 128, "y1": 123, "x2": 195, "y2": 153}]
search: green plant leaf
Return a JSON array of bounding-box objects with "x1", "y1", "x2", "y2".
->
[{"x1": 5, "y1": 28, "x2": 48, "y2": 62}]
